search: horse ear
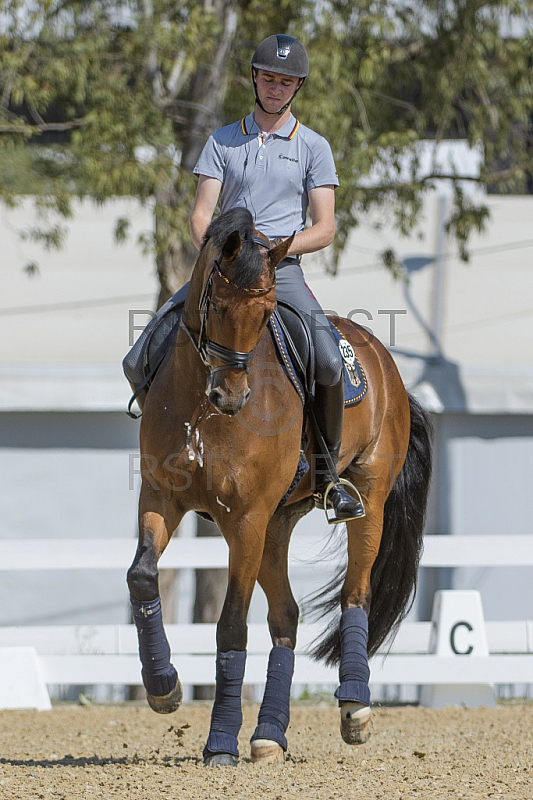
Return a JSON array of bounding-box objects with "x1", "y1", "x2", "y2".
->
[
  {"x1": 268, "y1": 234, "x2": 295, "y2": 270},
  {"x1": 221, "y1": 230, "x2": 242, "y2": 261}
]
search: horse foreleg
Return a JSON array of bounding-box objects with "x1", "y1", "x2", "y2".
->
[
  {"x1": 203, "y1": 515, "x2": 267, "y2": 768},
  {"x1": 127, "y1": 489, "x2": 184, "y2": 714},
  {"x1": 336, "y1": 507, "x2": 384, "y2": 745},
  {"x1": 249, "y1": 509, "x2": 303, "y2": 765}
]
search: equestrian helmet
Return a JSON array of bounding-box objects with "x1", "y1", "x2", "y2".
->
[{"x1": 251, "y1": 35, "x2": 309, "y2": 79}]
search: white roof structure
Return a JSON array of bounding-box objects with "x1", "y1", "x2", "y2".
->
[{"x1": 2, "y1": 193, "x2": 532, "y2": 413}]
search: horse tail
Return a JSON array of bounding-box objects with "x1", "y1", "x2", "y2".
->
[
  {"x1": 366, "y1": 392, "x2": 433, "y2": 656},
  {"x1": 308, "y1": 393, "x2": 433, "y2": 664}
]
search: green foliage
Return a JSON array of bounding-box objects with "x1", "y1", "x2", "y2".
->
[{"x1": 1, "y1": 0, "x2": 532, "y2": 285}]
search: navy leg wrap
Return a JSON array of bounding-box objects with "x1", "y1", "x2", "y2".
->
[
  {"x1": 251, "y1": 646, "x2": 294, "y2": 751},
  {"x1": 130, "y1": 596, "x2": 178, "y2": 697},
  {"x1": 334, "y1": 607, "x2": 371, "y2": 706},
  {"x1": 204, "y1": 650, "x2": 247, "y2": 759}
]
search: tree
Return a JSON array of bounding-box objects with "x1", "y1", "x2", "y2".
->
[
  {"x1": 1, "y1": 0, "x2": 532, "y2": 283},
  {"x1": 0, "y1": 0, "x2": 306, "y2": 301}
]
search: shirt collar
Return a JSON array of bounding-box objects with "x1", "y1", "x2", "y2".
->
[{"x1": 242, "y1": 112, "x2": 299, "y2": 140}]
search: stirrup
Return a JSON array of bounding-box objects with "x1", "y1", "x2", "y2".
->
[{"x1": 320, "y1": 478, "x2": 366, "y2": 524}]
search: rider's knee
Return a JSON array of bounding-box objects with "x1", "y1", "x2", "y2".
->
[{"x1": 316, "y1": 346, "x2": 343, "y2": 387}]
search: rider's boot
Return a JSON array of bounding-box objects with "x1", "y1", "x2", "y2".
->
[{"x1": 312, "y1": 378, "x2": 365, "y2": 523}]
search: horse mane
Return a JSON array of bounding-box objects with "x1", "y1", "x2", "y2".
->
[{"x1": 203, "y1": 207, "x2": 265, "y2": 290}]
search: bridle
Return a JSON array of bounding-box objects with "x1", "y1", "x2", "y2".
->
[{"x1": 180, "y1": 236, "x2": 275, "y2": 395}]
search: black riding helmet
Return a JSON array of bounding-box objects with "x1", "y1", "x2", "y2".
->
[{"x1": 251, "y1": 34, "x2": 309, "y2": 116}]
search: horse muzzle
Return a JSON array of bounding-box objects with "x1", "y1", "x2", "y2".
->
[
  {"x1": 208, "y1": 385, "x2": 251, "y2": 416},
  {"x1": 202, "y1": 340, "x2": 255, "y2": 415}
]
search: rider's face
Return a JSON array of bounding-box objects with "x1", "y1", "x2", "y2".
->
[{"x1": 254, "y1": 69, "x2": 302, "y2": 114}]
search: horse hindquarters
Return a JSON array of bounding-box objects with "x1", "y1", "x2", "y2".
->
[
  {"x1": 365, "y1": 392, "x2": 432, "y2": 657},
  {"x1": 337, "y1": 394, "x2": 431, "y2": 743},
  {"x1": 309, "y1": 392, "x2": 431, "y2": 744}
]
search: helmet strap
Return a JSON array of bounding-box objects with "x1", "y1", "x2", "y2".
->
[{"x1": 252, "y1": 71, "x2": 305, "y2": 117}]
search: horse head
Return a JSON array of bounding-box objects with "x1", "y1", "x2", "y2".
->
[
  {"x1": 204, "y1": 226, "x2": 292, "y2": 415},
  {"x1": 179, "y1": 210, "x2": 291, "y2": 415}
]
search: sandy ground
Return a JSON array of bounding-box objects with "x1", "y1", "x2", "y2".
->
[{"x1": 0, "y1": 702, "x2": 531, "y2": 799}]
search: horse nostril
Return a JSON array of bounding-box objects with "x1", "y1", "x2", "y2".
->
[
  {"x1": 208, "y1": 386, "x2": 250, "y2": 416},
  {"x1": 208, "y1": 388, "x2": 224, "y2": 408}
]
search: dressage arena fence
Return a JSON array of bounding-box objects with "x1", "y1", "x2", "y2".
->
[{"x1": 1, "y1": 534, "x2": 532, "y2": 706}]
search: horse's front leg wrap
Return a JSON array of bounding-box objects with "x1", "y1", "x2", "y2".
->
[
  {"x1": 204, "y1": 650, "x2": 247, "y2": 759},
  {"x1": 334, "y1": 607, "x2": 371, "y2": 705},
  {"x1": 130, "y1": 596, "x2": 178, "y2": 696},
  {"x1": 251, "y1": 646, "x2": 294, "y2": 751}
]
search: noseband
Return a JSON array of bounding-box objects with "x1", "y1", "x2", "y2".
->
[{"x1": 180, "y1": 236, "x2": 275, "y2": 394}]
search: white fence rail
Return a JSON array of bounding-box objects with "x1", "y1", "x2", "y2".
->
[
  {"x1": 4, "y1": 534, "x2": 533, "y2": 570},
  {"x1": 1, "y1": 535, "x2": 533, "y2": 693},
  {"x1": 0, "y1": 621, "x2": 532, "y2": 687}
]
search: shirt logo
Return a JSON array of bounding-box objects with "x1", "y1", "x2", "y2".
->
[{"x1": 278, "y1": 154, "x2": 299, "y2": 163}]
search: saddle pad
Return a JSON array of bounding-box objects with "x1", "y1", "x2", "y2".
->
[{"x1": 269, "y1": 316, "x2": 368, "y2": 407}]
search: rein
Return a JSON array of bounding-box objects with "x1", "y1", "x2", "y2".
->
[{"x1": 180, "y1": 236, "x2": 274, "y2": 390}]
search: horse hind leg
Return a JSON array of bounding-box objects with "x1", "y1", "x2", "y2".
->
[
  {"x1": 127, "y1": 498, "x2": 183, "y2": 714},
  {"x1": 340, "y1": 702, "x2": 372, "y2": 744},
  {"x1": 335, "y1": 501, "x2": 386, "y2": 746}
]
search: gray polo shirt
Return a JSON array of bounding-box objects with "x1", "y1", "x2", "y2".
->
[{"x1": 193, "y1": 112, "x2": 339, "y2": 240}]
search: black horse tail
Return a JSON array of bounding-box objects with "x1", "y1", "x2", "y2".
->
[{"x1": 308, "y1": 393, "x2": 433, "y2": 664}]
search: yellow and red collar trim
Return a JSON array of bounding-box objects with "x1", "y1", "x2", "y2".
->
[
  {"x1": 241, "y1": 117, "x2": 299, "y2": 139},
  {"x1": 288, "y1": 119, "x2": 299, "y2": 139}
]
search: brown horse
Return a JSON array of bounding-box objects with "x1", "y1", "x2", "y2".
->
[{"x1": 127, "y1": 207, "x2": 432, "y2": 766}]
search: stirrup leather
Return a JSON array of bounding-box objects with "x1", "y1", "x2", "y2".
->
[{"x1": 318, "y1": 478, "x2": 366, "y2": 524}]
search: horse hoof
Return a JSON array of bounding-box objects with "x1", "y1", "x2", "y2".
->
[
  {"x1": 146, "y1": 678, "x2": 183, "y2": 714},
  {"x1": 204, "y1": 753, "x2": 238, "y2": 767},
  {"x1": 250, "y1": 738, "x2": 285, "y2": 765},
  {"x1": 340, "y1": 702, "x2": 373, "y2": 745}
]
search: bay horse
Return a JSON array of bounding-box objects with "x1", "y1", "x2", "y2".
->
[{"x1": 126, "y1": 206, "x2": 432, "y2": 766}]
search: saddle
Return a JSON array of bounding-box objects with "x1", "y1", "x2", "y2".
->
[
  {"x1": 271, "y1": 301, "x2": 368, "y2": 409},
  {"x1": 122, "y1": 297, "x2": 368, "y2": 418}
]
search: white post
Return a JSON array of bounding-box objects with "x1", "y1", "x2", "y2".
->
[
  {"x1": 0, "y1": 647, "x2": 51, "y2": 710},
  {"x1": 420, "y1": 590, "x2": 496, "y2": 708}
]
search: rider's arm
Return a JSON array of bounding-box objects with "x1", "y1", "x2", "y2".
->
[
  {"x1": 285, "y1": 185, "x2": 336, "y2": 257},
  {"x1": 189, "y1": 175, "x2": 222, "y2": 250}
]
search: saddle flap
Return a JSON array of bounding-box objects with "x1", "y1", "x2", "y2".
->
[
  {"x1": 274, "y1": 302, "x2": 314, "y2": 391},
  {"x1": 123, "y1": 299, "x2": 184, "y2": 410}
]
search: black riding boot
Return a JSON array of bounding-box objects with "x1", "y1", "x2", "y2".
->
[{"x1": 312, "y1": 379, "x2": 365, "y2": 522}]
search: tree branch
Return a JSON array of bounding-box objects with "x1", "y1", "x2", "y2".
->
[
  {"x1": 27, "y1": 100, "x2": 47, "y2": 128},
  {"x1": 389, "y1": 39, "x2": 426, "y2": 63},
  {"x1": 361, "y1": 88, "x2": 420, "y2": 118},
  {"x1": 166, "y1": 51, "x2": 188, "y2": 101},
  {"x1": 141, "y1": 0, "x2": 165, "y2": 108},
  {"x1": 0, "y1": 118, "x2": 88, "y2": 133},
  {"x1": 349, "y1": 84, "x2": 371, "y2": 135},
  {"x1": 361, "y1": 165, "x2": 525, "y2": 192}
]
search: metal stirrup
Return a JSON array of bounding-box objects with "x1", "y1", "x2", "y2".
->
[{"x1": 322, "y1": 478, "x2": 366, "y2": 525}]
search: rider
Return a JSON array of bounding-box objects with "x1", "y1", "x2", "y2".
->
[{"x1": 189, "y1": 34, "x2": 364, "y2": 522}]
